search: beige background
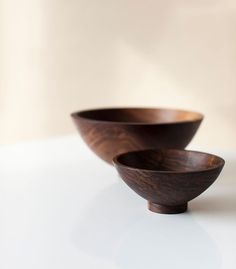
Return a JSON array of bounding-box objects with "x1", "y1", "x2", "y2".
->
[{"x1": 0, "y1": 0, "x2": 235, "y2": 149}]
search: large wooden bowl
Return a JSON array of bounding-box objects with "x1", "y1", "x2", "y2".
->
[
  {"x1": 113, "y1": 149, "x2": 225, "y2": 214},
  {"x1": 71, "y1": 108, "x2": 203, "y2": 164}
]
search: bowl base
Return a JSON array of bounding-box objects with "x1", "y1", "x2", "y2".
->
[{"x1": 148, "y1": 202, "x2": 187, "y2": 214}]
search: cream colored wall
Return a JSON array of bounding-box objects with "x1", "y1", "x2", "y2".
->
[{"x1": 1, "y1": 0, "x2": 235, "y2": 149}]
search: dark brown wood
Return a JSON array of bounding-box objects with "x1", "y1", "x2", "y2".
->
[
  {"x1": 113, "y1": 149, "x2": 225, "y2": 214},
  {"x1": 71, "y1": 108, "x2": 203, "y2": 164},
  {"x1": 148, "y1": 202, "x2": 187, "y2": 214}
]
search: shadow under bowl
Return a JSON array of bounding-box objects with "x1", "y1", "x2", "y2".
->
[
  {"x1": 71, "y1": 107, "x2": 203, "y2": 164},
  {"x1": 113, "y1": 149, "x2": 225, "y2": 214}
]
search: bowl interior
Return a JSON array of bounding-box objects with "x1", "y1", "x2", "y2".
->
[
  {"x1": 114, "y1": 149, "x2": 224, "y2": 172},
  {"x1": 74, "y1": 108, "x2": 203, "y2": 124}
]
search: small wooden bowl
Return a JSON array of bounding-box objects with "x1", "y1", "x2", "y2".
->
[
  {"x1": 71, "y1": 108, "x2": 203, "y2": 164},
  {"x1": 113, "y1": 149, "x2": 225, "y2": 214}
]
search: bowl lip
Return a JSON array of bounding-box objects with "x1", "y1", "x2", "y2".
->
[
  {"x1": 113, "y1": 149, "x2": 225, "y2": 174},
  {"x1": 70, "y1": 107, "x2": 204, "y2": 125}
]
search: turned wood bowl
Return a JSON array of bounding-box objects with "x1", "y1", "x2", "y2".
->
[
  {"x1": 113, "y1": 149, "x2": 225, "y2": 214},
  {"x1": 71, "y1": 107, "x2": 203, "y2": 164}
]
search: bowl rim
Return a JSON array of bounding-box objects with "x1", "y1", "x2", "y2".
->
[
  {"x1": 71, "y1": 107, "x2": 204, "y2": 125},
  {"x1": 113, "y1": 149, "x2": 225, "y2": 174}
]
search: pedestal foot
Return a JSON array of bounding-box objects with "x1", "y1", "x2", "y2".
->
[{"x1": 148, "y1": 202, "x2": 187, "y2": 214}]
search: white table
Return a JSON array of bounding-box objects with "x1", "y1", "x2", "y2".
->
[{"x1": 0, "y1": 135, "x2": 235, "y2": 269}]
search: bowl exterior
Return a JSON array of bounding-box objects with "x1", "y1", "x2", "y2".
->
[
  {"x1": 73, "y1": 117, "x2": 202, "y2": 164},
  {"x1": 114, "y1": 164, "x2": 224, "y2": 206}
]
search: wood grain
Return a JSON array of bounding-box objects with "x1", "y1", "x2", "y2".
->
[
  {"x1": 113, "y1": 149, "x2": 225, "y2": 214},
  {"x1": 71, "y1": 108, "x2": 203, "y2": 164}
]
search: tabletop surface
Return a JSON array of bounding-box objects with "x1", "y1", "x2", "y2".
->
[{"x1": 0, "y1": 135, "x2": 235, "y2": 269}]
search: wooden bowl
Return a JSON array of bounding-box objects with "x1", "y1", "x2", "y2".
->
[
  {"x1": 71, "y1": 108, "x2": 203, "y2": 164},
  {"x1": 113, "y1": 149, "x2": 225, "y2": 214}
]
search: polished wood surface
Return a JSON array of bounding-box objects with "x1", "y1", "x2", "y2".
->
[
  {"x1": 71, "y1": 108, "x2": 203, "y2": 164},
  {"x1": 113, "y1": 149, "x2": 225, "y2": 214}
]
